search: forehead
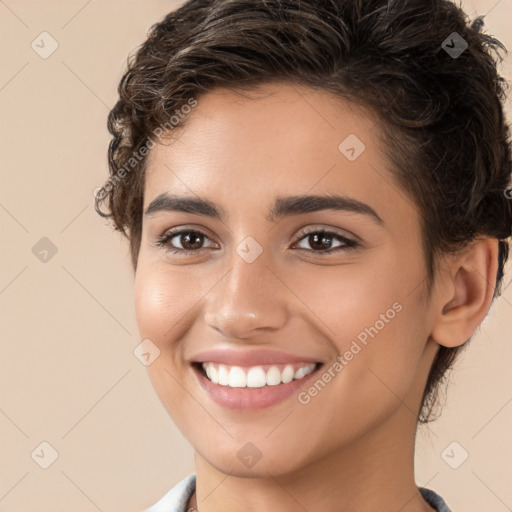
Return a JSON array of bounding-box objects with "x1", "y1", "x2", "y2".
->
[{"x1": 143, "y1": 83, "x2": 414, "y2": 223}]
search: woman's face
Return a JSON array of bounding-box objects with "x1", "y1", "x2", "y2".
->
[{"x1": 134, "y1": 83, "x2": 440, "y2": 477}]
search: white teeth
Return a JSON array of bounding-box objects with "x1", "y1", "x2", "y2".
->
[
  {"x1": 294, "y1": 363, "x2": 316, "y2": 379},
  {"x1": 218, "y1": 364, "x2": 229, "y2": 385},
  {"x1": 209, "y1": 365, "x2": 218, "y2": 384},
  {"x1": 281, "y1": 365, "x2": 294, "y2": 383},
  {"x1": 247, "y1": 367, "x2": 267, "y2": 388},
  {"x1": 228, "y1": 366, "x2": 246, "y2": 388},
  {"x1": 266, "y1": 366, "x2": 282, "y2": 386},
  {"x1": 294, "y1": 366, "x2": 306, "y2": 379},
  {"x1": 201, "y1": 362, "x2": 317, "y2": 388}
]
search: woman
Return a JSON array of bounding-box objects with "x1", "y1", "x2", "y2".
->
[{"x1": 95, "y1": 0, "x2": 512, "y2": 510}]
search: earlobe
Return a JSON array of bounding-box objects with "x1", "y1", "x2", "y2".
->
[{"x1": 430, "y1": 237, "x2": 499, "y2": 348}]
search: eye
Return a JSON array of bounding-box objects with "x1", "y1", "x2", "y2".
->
[
  {"x1": 292, "y1": 228, "x2": 359, "y2": 254},
  {"x1": 155, "y1": 228, "x2": 218, "y2": 254},
  {"x1": 155, "y1": 227, "x2": 359, "y2": 256}
]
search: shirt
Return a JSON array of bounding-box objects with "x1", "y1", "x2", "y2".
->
[{"x1": 143, "y1": 474, "x2": 453, "y2": 512}]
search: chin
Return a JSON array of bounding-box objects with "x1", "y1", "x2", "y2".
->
[{"x1": 193, "y1": 435, "x2": 317, "y2": 479}]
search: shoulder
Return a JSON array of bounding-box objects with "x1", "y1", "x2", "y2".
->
[
  {"x1": 142, "y1": 474, "x2": 196, "y2": 512},
  {"x1": 419, "y1": 487, "x2": 453, "y2": 512}
]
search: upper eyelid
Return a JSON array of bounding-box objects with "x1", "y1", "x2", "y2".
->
[
  {"x1": 292, "y1": 229, "x2": 358, "y2": 250},
  {"x1": 159, "y1": 226, "x2": 217, "y2": 244},
  {"x1": 159, "y1": 225, "x2": 355, "y2": 239},
  {"x1": 294, "y1": 224, "x2": 358, "y2": 241}
]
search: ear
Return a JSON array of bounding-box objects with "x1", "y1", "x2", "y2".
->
[{"x1": 430, "y1": 237, "x2": 499, "y2": 348}]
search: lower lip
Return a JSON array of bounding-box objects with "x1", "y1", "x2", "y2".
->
[{"x1": 192, "y1": 363, "x2": 322, "y2": 410}]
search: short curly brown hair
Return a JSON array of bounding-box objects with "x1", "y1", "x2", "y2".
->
[{"x1": 95, "y1": 0, "x2": 512, "y2": 423}]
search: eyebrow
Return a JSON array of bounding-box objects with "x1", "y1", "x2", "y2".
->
[{"x1": 144, "y1": 192, "x2": 384, "y2": 225}]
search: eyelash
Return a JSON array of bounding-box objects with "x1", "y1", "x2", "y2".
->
[{"x1": 154, "y1": 227, "x2": 359, "y2": 256}]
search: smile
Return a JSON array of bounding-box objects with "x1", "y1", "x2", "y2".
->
[
  {"x1": 201, "y1": 362, "x2": 317, "y2": 388},
  {"x1": 189, "y1": 348, "x2": 324, "y2": 410}
]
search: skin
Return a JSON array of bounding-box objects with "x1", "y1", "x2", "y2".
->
[{"x1": 134, "y1": 83, "x2": 498, "y2": 512}]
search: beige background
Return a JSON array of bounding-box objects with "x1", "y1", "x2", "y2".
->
[{"x1": 0, "y1": 0, "x2": 511, "y2": 510}]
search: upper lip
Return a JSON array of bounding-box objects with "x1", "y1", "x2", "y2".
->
[{"x1": 190, "y1": 348, "x2": 320, "y2": 367}]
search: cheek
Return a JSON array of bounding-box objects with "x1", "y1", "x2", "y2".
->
[
  {"x1": 286, "y1": 261, "x2": 405, "y2": 343},
  {"x1": 134, "y1": 263, "x2": 202, "y2": 348},
  {"x1": 288, "y1": 256, "x2": 427, "y2": 397},
  {"x1": 133, "y1": 265, "x2": 199, "y2": 426}
]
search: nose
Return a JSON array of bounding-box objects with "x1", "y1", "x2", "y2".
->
[{"x1": 203, "y1": 250, "x2": 289, "y2": 341}]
